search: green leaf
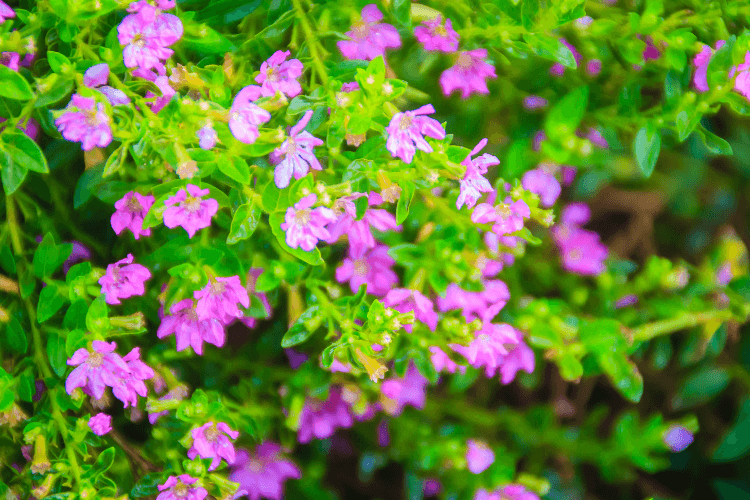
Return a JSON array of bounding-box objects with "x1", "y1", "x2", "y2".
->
[
  {"x1": 0, "y1": 152, "x2": 28, "y2": 195},
  {"x1": 396, "y1": 181, "x2": 415, "y2": 224},
  {"x1": 66, "y1": 329, "x2": 87, "y2": 358},
  {"x1": 524, "y1": 33, "x2": 578, "y2": 69},
  {"x1": 103, "y1": 142, "x2": 129, "y2": 177},
  {"x1": 391, "y1": 0, "x2": 411, "y2": 27},
  {"x1": 261, "y1": 180, "x2": 288, "y2": 213},
  {"x1": 713, "y1": 398, "x2": 750, "y2": 462},
  {"x1": 695, "y1": 125, "x2": 733, "y2": 155},
  {"x1": 33, "y1": 233, "x2": 72, "y2": 278},
  {"x1": 47, "y1": 333, "x2": 68, "y2": 377},
  {"x1": 269, "y1": 212, "x2": 323, "y2": 266},
  {"x1": 672, "y1": 366, "x2": 730, "y2": 410},
  {"x1": 557, "y1": 353, "x2": 583, "y2": 381},
  {"x1": 281, "y1": 305, "x2": 322, "y2": 347},
  {"x1": 63, "y1": 299, "x2": 89, "y2": 330},
  {"x1": 707, "y1": 36, "x2": 735, "y2": 88},
  {"x1": 0, "y1": 65, "x2": 33, "y2": 100},
  {"x1": 3, "y1": 131, "x2": 49, "y2": 173},
  {"x1": 130, "y1": 473, "x2": 165, "y2": 498},
  {"x1": 544, "y1": 86, "x2": 589, "y2": 140},
  {"x1": 18, "y1": 371, "x2": 35, "y2": 402},
  {"x1": 227, "y1": 202, "x2": 261, "y2": 244},
  {"x1": 634, "y1": 124, "x2": 661, "y2": 177},
  {"x1": 96, "y1": 447, "x2": 116, "y2": 472},
  {"x1": 66, "y1": 262, "x2": 92, "y2": 285},
  {"x1": 5, "y1": 317, "x2": 27, "y2": 354},
  {"x1": 86, "y1": 296, "x2": 110, "y2": 335},
  {"x1": 47, "y1": 51, "x2": 71, "y2": 73},
  {"x1": 217, "y1": 156, "x2": 250, "y2": 185},
  {"x1": 38, "y1": 286, "x2": 67, "y2": 322}
]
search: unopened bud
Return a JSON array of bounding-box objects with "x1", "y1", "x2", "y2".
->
[
  {"x1": 0, "y1": 275, "x2": 19, "y2": 294},
  {"x1": 110, "y1": 312, "x2": 146, "y2": 331},
  {"x1": 30, "y1": 434, "x2": 50, "y2": 475},
  {"x1": 354, "y1": 348, "x2": 388, "y2": 383}
]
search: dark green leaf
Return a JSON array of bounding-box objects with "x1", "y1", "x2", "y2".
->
[
  {"x1": 672, "y1": 366, "x2": 730, "y2": 410},
  {"x1": 0, "y1": 66, "x2": 33, "y2": 100},
  {"x1": 227, "y1": 202, "x2": 261, "y2": 244},
  {"x1": 695, "y1": 125, "x2": 733, "y2": 155},
  {"x1": 634, "y1": 124, "x2": 661, "y2": 177},
  {"x1": 4, "y1": 131, "x2": 49, "y2": 173},
  {"x1": 5, "y1": 317, "x2": 27, "y2": 354},
  {"x1": 0, "y1": 153, "x2": 28, "y2": 195},
  {"x1": 86, "y1": 296, "x2": 110, "y2": 335},
  {"x1": 96, "y1": 447, "x2": 116, "y2": 472},
  {"x1": 281, "y1": 305, "x2": 322, "y2": 347},
  {"x1": 544, "y1": 86, "x2": 589, "y2": 140},
  {"x1": 33, "y1": 233, "x2": 72, "y2": 278},
  {"x1": 18, "y1": 371, "x2": 35, "y2": 402},
  {"x1": 713, "y1": 399, "x2": 750, "y2": 462},
  {"x1": 64, "y1": 299, "x2": 89, "y2": 330},
  {"x1": 47, "y1": 333, "x2": 68, "y2": 377},
  {"x1": 217, "y1": 156, "x2": 250, "y2": 185},
  {"x1": 38, "y1": 286, "x2": 67, "y2": 323}
]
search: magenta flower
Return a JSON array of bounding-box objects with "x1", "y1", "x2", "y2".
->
[
  {"x1": 437, "y1": 280, "x2": 509, "y2": 323},
  {"x1": 63, "y1": 241, "x2": 91, "y2": 274},
  {"x1": 280, "y1": 194, "x2": 336, "y2": 251},
  {"x1": 98, "y1": 253, "x2": 151, "y2": 305},
  {"x1": 0, "y1": 1, "x2": 15, "y2": 23},
  {"x1": 731, "y1": 52, "x2": 750, "y2": 100},
  {"x1": 132, "y1": 65, "x2": 174, "y2": 112},
  {"x1": 188, "y1": 421, "x2": 240, "y2": 471},
  {"x1": 194, "y1": 275, "x2": 250, "y2": 324},
  {"x1": 472, "y1": 197, "x2": 531, "y2": 236},
  {"x1": 326, "y1": 192, "x2": 400, "y2": 254},
  {"x1": 414, "y1": 15, "x2": 459, "y2": 52},
  {"x1": 383, "y1": 288, "x2": 438, "y2": 332},
  {"x1": 551, "y1": 205, "x2": 608, "y2": 276},
  {"x1": 643, "y1": 37, "x2": 661, "y2": 61},
  {"x1": 523, "y1": 95, "x2": 548, "y2": 110},
  {"x1": 336, "y1": 244, "x2": 398, "y2": 297},
  {"x1": 450, "y1": 323, "x2": 520, "y2": 377},
  {"x1": 693, "y1": 41, "x2": 725, "y2": 92},
  {"x1": 66, "y1": 341, "x2": 130, "y2": 399},
  {"x1": 583, "y1": 127, "x2": 609, "y2": 148},
  {"x1": 197, "y1": 123, "x2": 217, "y2": 150},
  {"x1": 229, "y1": 443, "x2": 302, "y2": 500},
  {"x1": 337, "y1": 4, "x2": 401, "y2": 61},
  {"x1": 256, "y1": 50, "x2": 304, "y2": 98},
  {"x1": 117, "y1": 2, "x2": 183, "y2": 71},
  {"x1": 586, "y1": 59, "x2": 602, "y2": 76},
  {"x1": 429, "y1": 346, "x2": 464, "y2": 374},
  {"x1": 550, "y1": 39, "x2": 582, "y2": 76},
  {"x1": 456, "y1": 138, "x2": 497, "y2": 210},
  {"x1": 297, "y1": 386, "x2": 354, "y2": 443},
  {"x1": 270, "y1": 110, "x2": 324, "y2": 188},
  {"x1": 474, "y1": 485, "x2": 540, "y2": 500},
  {"x1": 521, "y1": 168, "x2": 561, "y2": 208},
  {"x1": 498, "y1": 339, "x2": 535, "y2": 384},
  {"x1": 385, "y1": 104, "x2": 446, "y2": 164},
  {"x1": 55, "y1": 94, "x2": 112, "y2": 151},
  {"x1": 228, "y1": 85, "x2": 272, "y2": 144},
  {"x1": 111, "y1": 347, "x2": 154, "y2": 408},
  {"x1": 663, "y1": 425, "x2": 694, "y2": 452},
  {"x1": 157, "y1": 475, "x2": 207, "y2": 500},
  {"x1": 111, "y1": 191, "x2": 155, "y2": 240},
  {"x1": 158, "y1": 299, "x2": 225, "y2": 354},
  {"x1": 0, "y1": 51, "x2": 19, "y2": 71},
  {"x1": 380, "y1": 362, "x2": 429, "y2": 416},
  {"x1": 466, "y1": 439, "x2": 495, "y2": 474},
  {"x1": 84, "y1": 63, "x2": 109, "y2": 87},
  {"x1": 0, "y1": 116, "x2": 40, "y2": 142},
  {"x1": 88, "y1": 413, "x2": 113, "y2": 436},
  {"x1": 440, "y1": 49, "x2": 497, "y2": 99},
  {"x1": 163, "y1": 184, "x2": 219, "y2": 238}
]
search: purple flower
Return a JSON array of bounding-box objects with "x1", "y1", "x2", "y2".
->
[
  {"x1": 521, "y1": 168, "x2": 561, "y2": 208},
  {"x1": 88, "y1": 413, "x2": 113, "y2": 435},
  {"x1": 256, "y1": 50, "x2": 304, "y2": 98},
  {"x1": 194, "y1": 275, "x2": 250, "y2": 324},
  {"x1": 413, "y1": 16, "x2": 459, "y2": 52},
  {"x1": 0, "y1": 51, "x2": 19, "y2": 71},
  {"x1": 0, "y1": 116, "x2": 39, "y2": 141},
  {"x1": 663, "y1": 425, "x2": 694, "y2": 452},
  {"x1": 111, "y1": 347, "x2": 154, "y2": 408},
  {"x1": 0, "y1": 1, "x2": 15, "y2": 23},
  {"x1": 450, "y1": 323, "x2": 520, "y2": 377},
  {"x1": 385, "y1": 104, "x2": 446, "y2": 164},
  {"x1": 550, "y1": 39, "x2": 582, "y2": 76},
  {"x1": 337, "y1": 4, "x2": 401, "y2": 61},
  {"x1": 498, "y1": 339, "x2": 535, "y2": 384},
  {"x1": 111, "y1": 191, "x2": 155, "y2": 239},
  {"x1": 437, "y1": 280, "x2": 509, "y2": 323},
  {"x1": 693, "y1": 41, "x2": 725, "y2": 92},
  {"x1": 270, "y1": 110, "x2": 324, "y2": 188},
  {"x1": 158, "y1": 299, "x2": 225, "y2": 354},
  {"x1": 643, "y1": 37, "x2": 661, "y2": 61},
  {"x1": 117, "y1": 3, "x2": 183, "y2": 71},
  {"x1": 229, "y1": 443, "x2": 301, "y2": 500},
  {"x1": 586, "y1": 59, "x2": 602, "y2": 76},
  {"x1": 132, "y1": 65, "x2": 174, "y2": 112},
  {"x1": 98, "y1": 253, "x2": 151, "y2": 305},
  {"x1": 429, "y1": 346, "x2": 464, "y2": 374},
  {"x1": 157, "y1": 475, "x2": 207, "y2": 500},
  {"x1": 63, "y1": 241, "x2": 91, "y2": 274},
  {"x1": 326, "y1": 192, "x2": 400, "y2": 254},
  {"x1": 440, "y1": 49, "x2": 497, "y2": 99},
  {"x1": 523, "y1": 95, "x2": 548, "y2": 110},
  {"x1": 188, "y1": 421, "x2": 240, "y2": 471},
  {"x1": 614, "y1": 294, "x2": 638, "y2": 308},
  {"x1": 66, "y1": 341, "x2": 130, "y2": 399},
  {"x1": 583, "y1": 127, "x2": 609, "y2": 149},
  {"x1": 197, "y1": 123, "x2": 217, "y2": 150},
  {"x1": 280, "y1": 194, "x2": 336, "y2": 251},
  {"x1": 471, "y1": 198, "x2": 531, "y2": 236},
  {"x1": 228, "y1": 86, "x2": 272, "y2": 144},
  {"x1": 456, "y1": 138, "x2": 497, "y2": 210},
  {"x1": 551, "y1": 204, "x2": 608, "y2": 276},
  {"x1": 297, "y1": 386, "x2": 354, "y2": 443},
  {"x1": 84, "y1": 63, "x2": 110, "y2": 88},
  {"x1": 474, "y1": 485, "x2": 540, "y2": 500},
  {"x1": 336, "y1": 244, "x2": 398, "y2": 297},
  {"x1": 383, "y1": 288, "x2": 438, "y2": 332},
  {"x1": 163, "y1": 184, "x2": 219, "y2": 238},
  {"x1": 380, "y1": 362, "x2": 429, "y2": 416},
  {"x1": 55, "y1": 94, "x2": 112, "y2": 151},
  {"x1": 466, "y1": 439, "x2": 495, "y2": 474}
]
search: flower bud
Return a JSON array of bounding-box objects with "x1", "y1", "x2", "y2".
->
[
  {"x1": 31, "y1": 434, "x2": 50, "y2": 475},
  {"x1": 354, "y1": 348, "x2": 388, "y2": 383}
]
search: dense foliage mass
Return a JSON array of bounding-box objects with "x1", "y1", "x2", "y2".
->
[{"x1": 1, "y1": 0, "x2": 750, "y2": 499}]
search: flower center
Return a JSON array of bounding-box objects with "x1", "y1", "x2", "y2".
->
[
  {"x1": 456, "y1": 52, "x2": 473, "y2": 68},
  {"x1": 210, "y1": 280, "x2": 226, "y2": 295},
  {"x1": 248, "y1": 459, "x2": 263, "y2": 473},
  {"x1": 182, "y1": 196, "x2": 202, "y2": 214},
  {"x1": 294, "y1": 209, "x2": 312, "y2": 226},
  {"x1": 352, "y1": 20, "x2": 370, "y2": 39},
  {"x1": 568, "y1": 249, "x2": 582, "y2": 262},
  {"x1": 132, "y1": 33, "x2": 146, "y2": 48},
  {"x1": 398, "y1": 114, "x2": 413, "y2": 131},
  {"x1": 88, "y1": 352, "x2": 104, "y2": 368},
  {"x1": 353, "y1": 259, "x2": 368, "y2": 276},
  {"x1": 284, "y1": 138, "x2": 298, "y2": 156},
  {"x1": 127, "y1": 196, "x2": 143, "y2": 213},
  {"x1": 204, "y1": 425, "x2": 219, "y2": 441},
  {"x1": 173, "y1": 482, "x2": 189, "y2": 498},
  {"x1": 266, "y1": 67, "x2": 279, "y2": 81},
  {"x1": 434, "y1": 24, "x2": 448, "y2": 37},
  {"x1": 495, "y1": 204, "x2": 511, "y2": 219},
  {"x1": 478, "y1": 334, "x2": 490, "y2": 343}
]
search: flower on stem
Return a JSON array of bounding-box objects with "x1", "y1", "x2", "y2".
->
[
  {"x1": 456, "y1": 138, "x2": 497, "y2": 210},
  {"x1": 385, "y1": 104, "x2": 446, "y2": 164},
  {"x1": 163, "y1": 184, "x2": 219, "y2": 238},
  {"x1": 450, "y1": 322, "x2": 520, "y2": 377},
  {"x1": 383, "y1": 288, "x2": 438, "y2": 332},
  {"x1": 270, "y1": 110, "x2": 324, "y2": 188},
  {"x1": 188, "y1": 421, "x2": 240, "y2": 471},
  {"x1": 256, "y1": 50, "x2": 304, "y2": 98},
  {"x1": 194, "y1": 275, "x2": 250, "y2": 324},
  {"x1": 55, "y1": 94, "x2": 112, "y2": 151},
  {"x1": 380, "y1": 362, "x2": 429, "y2": 416},
  {"x1": 693, "y1": 41, "x2": 725, "y2": 92},
  {"x1": 240, "y1": 268, "x2": 273, "y2": 329},
  {"x1": 0, "y1": 51, "x2": 19, "y2": 71},
  {"x1": 414, "y1": 15, "x2": 459, "y2": 52},
  {"x1": 297, "y1": 386, "x2": 354, "y2": 443},
  {"x1": 229, "y1": 443, "x2": 302, "y2": 500},
  {"x1": 337, "y1": 4, "x2": 401, "y2": 61},
  {"x1": 197, "y1": 122, "x2": 218, "y2": 150},
  {"x1": 336, "y1": 244, "x2": 398, "y2": 297},
  {"x1": 117, "y1": 1, "x2": 183, "y2": 71},
  {"x1": 280, "y1": 194, "x2": 336, "y2": 251},
  {"x1": 429, "y1": 346, "x2": 465, "y2": 374},
  {"x1": 521, "y1": 168, "x2": 561, "y2": 208},
  {"x1": 111, "y1": 191, "x2": 155, "y2": 239},
  {"x1": 551, "y1": 202, "x2": 608, "y2": 276},
  {"x1": 471, "y1": 197, "x2": 531, "y2": 236},
  {"x1": 326, "y1": 192, "x2": 400, "y2": 254},
  {"x1": 474, "y1": 485, "x2": 540, "y2": 500},
  {"x1": 354, "y1": 347, "x2": 388, "y2": 382},
  {"x1": 83, "y1": 63, "x2": 131, "y2": 106},
  {"x1": 0, "y1": 1, "x2": 15, "y2": 23},
  {"x1": 437, "y1": 280, "x2": 510, "y2": 323},
  {"x1": 228, "y1": 85, "x2": 272, "y2": 144},
  {"x1": 663, "y1": 425, "x2": 693, "y2": 452},
  {"x1": 98, "y1": 253, "x2": 151, "y2": 305},
  {"x1": 111, "y1": 347, "x2": 155, "y2": 408},
  {"x1": 65, "y1": 341, "x2": 130, "y2": 400},
  {"x1": 440, "y1": 49, "x2": 497, "y2": 99},
  {"x1": 157, "y1": 475, "x2": 208, "y2": 500},
  {"x1": 466, "y1": 439, "x2": 495, "y2": 474}
]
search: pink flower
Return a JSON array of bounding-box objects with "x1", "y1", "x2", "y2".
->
[
  {"x1": 188, "y1": 421, "x2": 240, "y2": 471},
  {"x1": 336, "y1": 244, "x2": 398, "y2": 297},
  {"x1": 1, "y1": 52, "x2": 19, "y2": 71},
  {"x1": 297, "y1": 386, "x2": 354, "y2": 443},
  {"x1": 732, "y1": 52, "x2": 750, "y2": 99},
  {"x1": 88, "y1": 413, "x2": 113, "y2": 435},
  {"x1": 583, "y1": 127, "x2": 609, "y2": 148},
  {"x1": 197, "y1": 123, "x2": 217, "y2": 150},
  {"x1": 280, "y1": 194, "x2": 336, "y2": 251},
  {"x1": 663, "y1": 425, "x2": 693, "y2": 452},
  {"x1": 523, "y1": 95, "x2": 548, "y2": 110},
  {"x1": 163, "y1": 184, "x2": 219, "y2": 238},
  {"x1": 586, "y1": 59, "x2": 602, "y2": 76},
  {"x1": 270, "y1": 110, "x2": 324, "y2": 188},
  {"x1": 385, "y1": 104, "x2": 446, "y2": 164},
  {"x1": 337, "y1": 4, "x2": 401, "y2": 61},
  {"x1": 65, "y1": 341, "x2": 130, "y2": 399},
  {"x1": 456, "y1": 138, "x2": 497, "y2": 210},
  {"x1": 437, "y1": 280, "x2": 509, "y2": 323},
  {"x1": 521, "y1": 168, "x2": 561, "y2": 208},
  {"x1": 228, "y1": 86, "x2": 272, "y2": 144},
  {"x1": 474, "y1": 485, "x2": 540, "y2": 500},
  {"x1": 117, "y1": 3, "x2": 183, "y2": 70},
  {"x1": 450, "y1": 323, "x2": 520, "y2": 377},
  {"x1": 693, "y1": 41, "x2": 725, "y2": 92},
  {"x1": 383, "y1": 288, "x2": 438, "y2": 332},
  {"x1": 55, "y1": 94, "x2": 112, "y2": 151},
  {"x1": 157, "y1": 475, "x2": 207, "y2": 500},
  {"x1": 326, "y1": 192, "x2": 399, "y2": 254},
  {"x1": 111, "y1": 347, "x2": 154, "y2": 408},
  {"x1": 256, "y1": 50, "x2": 304, "y2": 98},
  {"x1": 466, "y1": 439, "x2": 495, "y2": 474},
  {"x1": 229, "y1": 443, "x2": 302, "y2": 500},
  {"x1": 414, "y1": 16, "x2": 459, "y2": 52},
  {"x1": 0, "y1": 1, "x2": 15, "y2": 23},
  {"x1": 98, "y1": 253, "x2": 151, "y2": 305},
  {"x1": 111, "y1": 191, "x2": 155, "y2": 239},
  {"x1": 550, "y1": 39, "x2": 582, "y2": 76},
  {"x1": 157, "y1": 299, "x2": 225, "y2": 354},
  {"x1": 429, "y1": 346, "x2": 464, "y2": 374},
  {"x1": 440, "y1": 49, "x2": 497, "y2": 99},
  {"x1": 472, "y1": 197, "x2": 531, "y2": 236},
  {"x1": 551, "y1": 203, "x2": 608, "y2": 276},
  {"x1": 380, "y1": 362, "x2": 429, "y2": 416},
  {"x1": 194, "y1": 275, "x2": 250, "y2": 324},
  {"x1": 132, "y1": 65, "x2": 174, "y2": 112},
  {"x1": 84, "y1": 63, "x2": 110, "y2": 88},
  {"x1": 0, "y1": 116, "x2": 40, "y2": 141},
  {"x1": 498, "y1": 339, "x2": 535, "y2": 384}
]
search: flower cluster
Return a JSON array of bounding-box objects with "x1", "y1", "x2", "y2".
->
[{"x1": 551, "y1": 203, "x2": 608, "y2": 276}]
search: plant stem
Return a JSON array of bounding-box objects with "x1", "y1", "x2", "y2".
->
[
  {"x1": 291, "y1": 0, "x2": 329, "y2": 86},
  {"x1": 629, "y1": 304, "x2": 750, "y2": 343}
]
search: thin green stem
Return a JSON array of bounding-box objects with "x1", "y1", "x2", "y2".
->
[
  {"x1": 630, "y1": 304, "x2": 750, "y2": 343},
  {"x1": 291, "y1": 0, "x2": 329, "y2": 87}
]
